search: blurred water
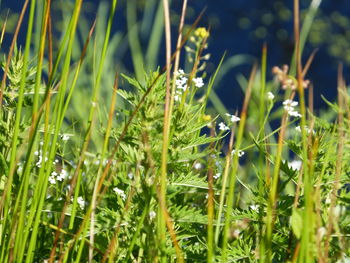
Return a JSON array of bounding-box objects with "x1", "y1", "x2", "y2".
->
[{"x1": 2, "y1": 0, "x2": 350, "y2": 111}]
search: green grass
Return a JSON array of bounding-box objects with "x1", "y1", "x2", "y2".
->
[{"x1": 0, "y1": 0, "x2": 349, "y2": 262}]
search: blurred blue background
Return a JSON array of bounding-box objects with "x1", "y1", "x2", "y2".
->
[{"x1": 2, "y1": 0, "x2": 350, "y2": 111}]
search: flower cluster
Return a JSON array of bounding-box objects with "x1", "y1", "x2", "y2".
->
[
  {"x1": 49, "y1": 168, "x2": 69, "y2": 184},
  {"x1": 267, "y1": 91, "x2": 275, "y2": 100},
  {"x1": 283, "y1": 99, "x2": 301, "y2": 118},
  {"x1": 225, "y1": 113, "x2": 240, "y2": 123},
  {"x1": 288, "y1": 160, "x2": 302, "y2": 171},
  {"x1": 173, "y1": 69, "x2": 204, "y2": 102},
  {"x1": 113, "y1": 186, "x2": 126, "y2": 201},
  {"x1": 34, "y1": 148, "x2": 48, "y2": 168},
  {"x1": 71, "y1": 196, "x2": 85, "y2": 209},
  {"x1": 61, "y1": 134, "x2": 70, "y2": 141},
  {"x1": 218, "y1": 113, "x2": 240, "y2": 132},
  {"x1": 218, "y1": 122, "x2": 230, "y2": 131},
  {"x1": 77, "y1": 196, "x2": 85, "y2": 209},
  {"x1": 194, "y1": 27, "x2": 210, "y2": 39},
  {"x1": 232, "y1": 149, "x2": 245, "y2": 157},
  {"x1": 272, "y1": 65, "x2": 309, "y2": 90},
  {"x1": 295, "y1": 125, "x2": 315, "y2": 135}
]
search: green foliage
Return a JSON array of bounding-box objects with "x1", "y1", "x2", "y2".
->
[{"x1": 0, "y1": 1, "x2": 349, "y2": 262}]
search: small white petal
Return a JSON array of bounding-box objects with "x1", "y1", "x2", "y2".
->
[
  {"x1": 149, "y1": 211, "x2": 156, "y2": 220},
  {"x1": 288, "y1": 160, "x2": 302, "y2": 171},
  {"x1": 193, "y1": 77, "x2": 204, "y2": 88},
  {"x1": 230, "y1": 115, "x2": 240, "y2": 123},
  {"x1": 267, "y1": 92, "x2": 275, "y2": 100},
  {"x1": 218, "y1": 122, "x2": 229, "y2": 131}
]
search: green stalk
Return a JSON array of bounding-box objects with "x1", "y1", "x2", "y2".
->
[
  {"x1": 0, "y1": 0, "x2": 36, "y2": 260},
  {"x1": 221, "y1": 64, "x2": 256, "y2": 261},
  {"x1": 89, "y1": 74, "x2": 118, "y2": 262},
  {"x1": 294, "y1": 0, "x2": 312, "y2": 261},
  {"x1": 145, "y1": 1, "x2": 165, "y2": 70},
  {"x1": 159, "y1": 0, "x2": 172, "y2": 261},
  {"x1": 257, "y1": 44, "x2": 267, "y2": 258},
  {"x1": 12, "y1": 0, "x2": 50, "y2": 260},
  {"x1": 207, "y1": 129, "x2": 215, "y2": 263},
  {"x1": 26, "y1": 1, "x2": 84, "y2": 261},
  {"x1": 68, "y1": 0, "x2": 117, "y2": 259},
  {"x1": 126, "y1": 0, "x2": 145, "y2": 80},
  {"x1": 289, "y1": 0, "x2": 322, "y2": 76}
]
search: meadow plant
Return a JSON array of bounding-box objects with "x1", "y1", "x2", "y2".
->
[{"x1": 0, "y1": 0, "x2": 349, "y2": 262}]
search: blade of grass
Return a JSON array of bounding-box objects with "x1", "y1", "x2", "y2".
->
[{"x1": 221, "y1": 64, "x2": 257, "y2": 262}]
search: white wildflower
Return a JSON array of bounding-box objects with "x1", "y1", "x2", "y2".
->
[
  {"x1": 232, "y1": 149, "x2": 245, "y2": 157},
  {"x1": 149, "y1": 211, "x2": 156, "y2": 220},
  {"x1": 288, "y1": 160, "x2": 302, "y2": 171},
  {"x1": 77, "y1": 196, "x2": 85, "y2": 209},
  {"x1": 113, "y1": 187, "x2": 127, "y2": 201},
  {"x1": 61, "y1": 134, "x2": 70, "y2": 141},
  {"x1": 218, "y1": 122, "x2": 229, "y2": 131},
  {"x1": 176, "y1": 76, "x2": 188, "y2": 89},
  {"x1": 288, "y1": 110, "x2": 302, "y2": 118},
  {"x1": 267, "y1": 91, "x2": 275, "y2": 100},
  {"x1": 295, "y1": 125, "x2": 314, "y2": 135},
  {"x1": 225, "y1": 113, "x2": 240, "y2": 123},
  {"x1": 283, "y1": 99, "x2": 301, "y2": 118},
  {"x1": 283, "y1": 99, "x2": 298, "y2": 108},
  {"x1": 127, "y1": 173, "x2": 134, "y2": 179},
  {"x1": 194, "y1": 162, "x2": 203, "y2": 170},
  {"x1": 193, "y1": 77, "x2": 204, "y2": 88},
  {"x1": 231, "y1": 115, "x2": 240, "y2": 123},
  {"x1": 57, "y1": 169, "x2": 68, "y2": 181},
  {"x1": 175, "y1": 69, "x2": 185, "y2": 76},
  {"x1": 250, "y1": 204, "x2": 259, "y2": 212},
  {"x1": 36, "y1": 156, "x2": 43, "y2": 168},
  {"x1": 17, "y1": 164, "x2": 23, "y2": 174},
  {"x1": 48, "y1": 175, "x2": 56, "y2": 184},
  {"x1": 214, "y1": 173, "x2": 221, "y2": 179}
]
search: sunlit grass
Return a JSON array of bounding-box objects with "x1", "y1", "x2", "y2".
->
[{"x1": 0, "y1": 0, "x2": 349, "y2": 262}]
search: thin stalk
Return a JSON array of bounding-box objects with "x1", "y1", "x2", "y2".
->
[
  {"x1": 126, "y1": 0, "x2": 145, "y2": 80},
  {"x1": 89, "y1": 73, "x2": 118, "y2": 262},
  {"x1": 49, "y1": 0, "x2": 117, "y2": 260},
  {"x1": 257, "y1": 43, "x2": 267, "y2": 259},
  {"x1": 28, "y1": 0, "x2": 84, "y2": 261},
  {"x1": 221, "y1": 64, "x2": 257, "y2": 261},
  {"x1": 294, "y1": 0, "x2": 312, "y2": 261},
  {"x1": 207, "y1": 128, "x2": 216, "y2": 263},
  {"x1": 169, "y1": 0, "x2": 188, "y2": 114},
  {"x1": 0, "y1": 1, "x2": 35, "y2": 260},
  {"x1": 159, "y1": 0, "x2": 172, "y2": 261},
  {"x1": 214, "y1": 122, "x2": 236, "y2": 244},
  {"x1": 11, "y1": 0, "x2": 50, "y2": 260},
  {"x1": 323, "y1": 64, "x2": 345, "y2": 260},
  {"x1": 264, "y1": 91, "x2": 295, "y2": 262}
]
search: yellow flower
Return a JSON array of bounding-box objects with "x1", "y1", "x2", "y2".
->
[
  {"x1": 202, "y1": 114, "x2": 212, "y2": 122},
  {"x1": 194, "y1": 27, "x2": 209, "y2": 39}
]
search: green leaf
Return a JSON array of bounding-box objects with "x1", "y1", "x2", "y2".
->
[{"x1": 290, "y1": 208, "x2": 302, "y2": 239}]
